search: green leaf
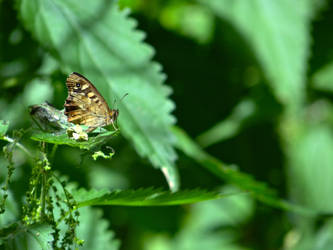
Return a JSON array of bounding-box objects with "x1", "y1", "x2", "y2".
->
[
  {"x1": 312, "y1": 61, "x2": 333, "y2": 92},
  {"x1": 31, "y1": 130, "x2": 117, "y2": 150},
  {"x1": 144, "y1": 186, "x2": 254, "y2": 250},
  {"x1": 3, "y1": 224, "x2": 53, "y2": 250},
  {"x1": 196, "y1": 99, "x2": 256, "y2": 147},
  {"x1": 74, "y1": 187, "x2": 242, "y2": 207},
  {"x1": 0, "y1": 191, "x2": 19, "y2": 228},
  {"x1": 19, "y1": 0, "x2": 178, "y2": 190},
  {"x1": 199, "y1": 0, "x2": 317, "y2": 109},
  {"x1": 0, "y1": 120, "x2": 9, "y2": 137},
  {"x1": 77, "y1": 207, "x2": 120, "y2": 250},
  {"x1": 286, "y1": 124, "x2": 333, "y2": 213},
  {"x1": 159, "y1": 2, "x2": 215, "y2": 44},
  {"x1": 172, "y1": 126, "x2": 315, "y2": 215}
]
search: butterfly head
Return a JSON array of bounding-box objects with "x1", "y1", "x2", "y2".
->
[
  {"x1": 109, "y1": 108, "x2": 119, "y2": 130},
  {"x1": 110, "y1": 109, "x2": 119, "y2": 122},
  {"x1": 109, "y1": 93, "x2": 127, "y2": 129}
]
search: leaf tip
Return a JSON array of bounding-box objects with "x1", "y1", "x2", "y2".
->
[{"x1": 161, "y1": 166, "x2": 179, "y2": 192}]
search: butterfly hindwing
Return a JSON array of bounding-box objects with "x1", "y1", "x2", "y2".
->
[{"x1": 64, "y1": 72, "x2": 112, "y2": 129}]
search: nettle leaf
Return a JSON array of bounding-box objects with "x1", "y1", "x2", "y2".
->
[
  {"x1": 0, "y1": 120, "x2": 9, "y2": 138},
  {"x1": 74, "y1": 187, "x2": 241, "y2": 207},
  {"x1": 199, "y1": 0, "x2": 317, "y2": 109},
  {"x1": 76, "y1": 207, "x2": 120, "y2": 250},
  {"x1": 19, "y1": 0, "x2": 178, "y2": 190},
  {"x1": 172, "y1": 126, "x2": 316, "y2": 215},
  {"x1": 31, "y1": 130, "x2": 117, "y2": 150},
  {"x1": 3, "y1": 224, "x2": 53, "y2": 250}
]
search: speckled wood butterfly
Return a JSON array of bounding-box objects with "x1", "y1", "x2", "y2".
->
[{"x1": 64, "y1": 72, "x2": 119, "y2": 133}]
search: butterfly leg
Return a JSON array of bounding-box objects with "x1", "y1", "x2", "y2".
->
[
  {"x1": 111, "y1": 121, "x2": 118, "y2": 131},
  {"x1": 86, "y1": 126, "x2": 97, "y2": 133}
]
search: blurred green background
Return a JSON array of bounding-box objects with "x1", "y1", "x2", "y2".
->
[{"x1": 2, "y1": 0, "x2": 333, "y2": 249}]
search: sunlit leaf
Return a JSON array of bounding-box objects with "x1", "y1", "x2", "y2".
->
[{"x1": 19, "y1": 0, "x2": 178, "y2": 190}]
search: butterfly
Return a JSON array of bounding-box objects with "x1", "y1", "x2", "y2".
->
[{"x1": 64, "y1": 72, "x2": 119, "y2": 133}]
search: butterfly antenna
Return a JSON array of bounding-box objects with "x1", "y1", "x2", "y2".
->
[
  {"x1": 120, "y1": 93, "x2": 128, "y2": 102},
  {"x1": 113, "y1": 93, "x2": 128, "y2": 109},
  {"x1": 112, "y1": 98, "x2": 117, "y2": 108}
]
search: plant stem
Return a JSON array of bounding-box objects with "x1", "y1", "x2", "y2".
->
[
  {"x1": 50, "y1": 144, "x2": 58, "y2": 163},
  {"x1": 3, "y1": 136, "x2": 32, "y2": 157},
  {"x1": 40, "y1": 170, "x2": 46, "y2": 219}
]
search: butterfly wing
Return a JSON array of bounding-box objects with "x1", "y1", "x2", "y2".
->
[{"x1": 64, "y1": 72, "x2": 112, "y2": 128}]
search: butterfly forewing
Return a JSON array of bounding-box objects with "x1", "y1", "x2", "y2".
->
[{"x1": 64, "y1": 72, "x2": 114, "y2": 129}]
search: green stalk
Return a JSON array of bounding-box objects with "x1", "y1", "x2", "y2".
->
[{"x1": 40, "y1": 170, "x2": 46, "y2": 219}]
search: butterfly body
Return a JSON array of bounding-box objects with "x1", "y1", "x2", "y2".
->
[
  {"x1": 30, "y1": 102, "x2": 70, "y2": 132},
  {"x1": 64, "y1": 72, "x2": 118, "y2": 132}
]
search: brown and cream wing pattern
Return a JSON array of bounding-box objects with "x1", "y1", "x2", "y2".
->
[{"x1": 64, "y1": 72, "x2": 111, "y2": 127}]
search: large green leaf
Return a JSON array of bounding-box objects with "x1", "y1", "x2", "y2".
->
[
  {"x1": 173, "y1": 126, "x2": 315, "y2": 215},
  {"x1": 19, "y1": 0, "x2": 178, "y2": 190},
  {"x1": 199, "y1": 0, "x2": 317, "y2": 109},
  {"x1": 74, "y1": 187, "x2": 242, "y2": 207}
]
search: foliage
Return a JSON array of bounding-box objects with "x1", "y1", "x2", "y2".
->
[
  {"x1": 1, "y1": 0, "x2": 333, "y2": 249},
  {"x1": 19, "y1": 0, "x2": 179, "y2": 191},
  {"x1": 74, "y1": 187, "x2": 242, "y2": 207}
]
